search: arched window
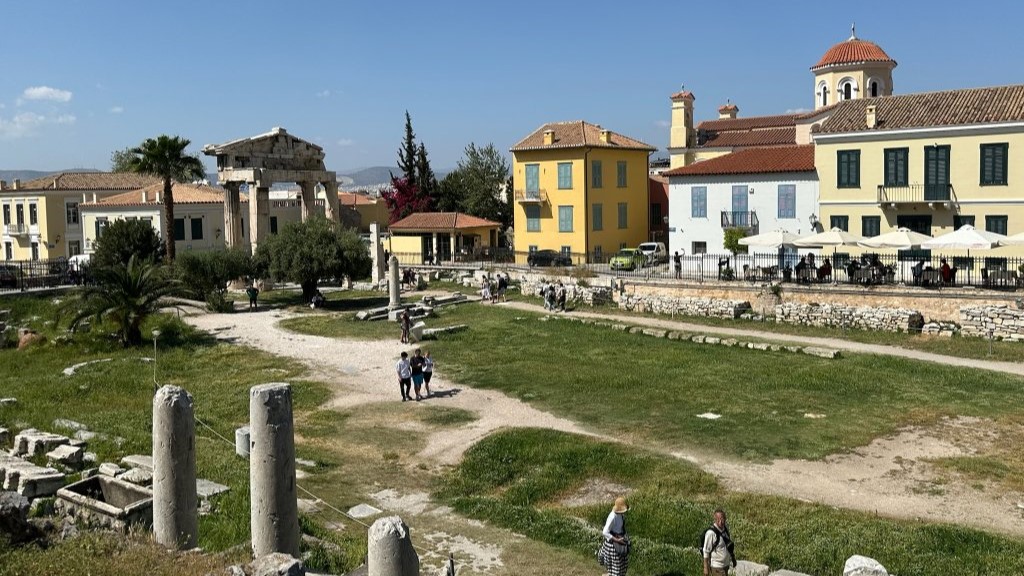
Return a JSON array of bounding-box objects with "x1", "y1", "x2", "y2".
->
[
  {"x1": 870, "y1": 81, "x2": 879, "y2": 98},
  {"x1": 842, "y1": 83, "x2": 852, "y2": 100},
  {"x1": 818, "y1": 83, "x2": 828, "y2": 107}
]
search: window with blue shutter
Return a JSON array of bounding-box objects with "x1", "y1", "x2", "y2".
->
[
  {"x1": 525, "y1": 164, "x2": 540, "y2": 192},
  {"x1": 616, "y1": 161, "x2": 627, "y2": 187},
  {"x1": 777, "y1": 184, "x2": 796, "y2": 219},
  {"x1": 592, "y1": 160, "x2": 602, "y2": 188},
  {"x1": 592, "y1": 203, "x2": 603, "y2": 231},
  {"x1": 558, "y1": 206, "x2": 573, "y2": 232},
  {"x1": 618, "y1": 203, "x2": 628, "y2": 229},
  {"x1": 525, "y1": 206, "x2": 540, "y2": 232},
  {"x1": 557, "y1": 163, "x2": 573, "y2": 189},
  {"x1": 691, "y1": 187, "x2": 707, "y2": 218}
]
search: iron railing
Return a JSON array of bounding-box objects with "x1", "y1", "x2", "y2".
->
[
  {"x1": 877, "y1": 184, "x2": 955, "y2": 204},
  {"x1": 514, "y1": 189, "x2": 548, "y2": 203},
  {"x1": 720, "y1": 210, "x2": 759, "y2": 233},
  {"x1": 3, "y1": 223, "x2": 30, "y2": 236},
  {"x1": 0, "y1": 258, "x2": 89, "y2": 294}
]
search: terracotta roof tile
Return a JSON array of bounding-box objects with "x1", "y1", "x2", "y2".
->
[
  {"x1": 816, "y1": 84, "x2": 1024, "y2": 134},
  {"x1": 390, "y1": 212, "x2": 500, "y2": 231},
  {"x1": 663, "y1": 145, "x2": 815, "y2": 178},
  {"x1": 812, "y1": 38, "x2": 895, "y2": 71},
  {"x1": 338, "y1": 192, "x2": 378, "y2": 205},
  {"x1": 18, "y1": 171, "x2": 161, "y2": 191},
  {"x1": 510, "y1": 121, "x2": 656, "y2": 152},
  {"x1": 697, "y1": 114, "x2": 799, "y2": 132},
  {"x1": 670, "y1": 91, "x2": 695, "y2": 101},
  {"x1": 700, "y1": 127, "x2": 796, "y2": 148},
  {"x1": 81, "y1": 183, "x2": 229, "y2": 207}
]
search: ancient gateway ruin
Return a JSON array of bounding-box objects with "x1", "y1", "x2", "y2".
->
[{"x1": 202, "y1": 127, "x2": 341, "y2": 252}]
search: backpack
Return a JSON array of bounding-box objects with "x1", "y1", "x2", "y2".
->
[{"x1": 701, "y1": 525, "x2": 737, "y2": 567}]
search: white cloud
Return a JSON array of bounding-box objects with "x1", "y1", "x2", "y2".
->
[
  {"x1": 109, "y1": 106, "x2": 124, "y2": 114},
  {"x1": 315, "y1": 89, "x2": 331, "y2": 98},
  {"x1": 0, "y1": 112, "x2": 76, "y2": 139},
  {"x1": 654, "y1": 119, "x2": 671, "y2": 128},
  {"x1": 22, "y1": 86, "x2": 73, "y2": 103},
  {"x1": 337, "y1": 138, "x2": 355, "y2": 147},
  {"x1": 785, "y1": 107, "x2": 811, "y2": 114}
]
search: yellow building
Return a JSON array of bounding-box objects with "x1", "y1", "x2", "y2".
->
[
  {"x1": 387, "y1": 212, "x2": 500, "y2": 264},
  {"x1": 1, "y1": 172, "x2": 159, "y2": 262},
  {"x1": 510, "y1": 121, "x2": 654, "y2": 263}
]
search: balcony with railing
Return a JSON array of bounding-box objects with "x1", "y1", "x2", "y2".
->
[
  {"x1": 514, "y1": 189, "x2": 548, "y2": 204},
  {"x1": 877, "y1": 184, "x2": 956, "y2": 207},
  {"x1": 3, "y1": 223, "x2": 29, "y2": 236},
  {"x1": 720, "y1": 210, "x2": 759, "y2": 234}
]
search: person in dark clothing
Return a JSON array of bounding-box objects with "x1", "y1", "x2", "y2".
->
[
  {"x1": 410, "y1": 348, "x2": 426, "y2": 401},
  {"x1": 246, "y1": 285, "x2": 259, "y2": 310}
]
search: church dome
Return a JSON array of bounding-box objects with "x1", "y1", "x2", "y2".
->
[{"x1": 812, "y1": 36, "x2": 895, "y2": 71}]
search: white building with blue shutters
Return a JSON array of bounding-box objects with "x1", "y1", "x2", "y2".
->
[{"x1": 665, "y1": 145, "x2": 819, "y2": 255}]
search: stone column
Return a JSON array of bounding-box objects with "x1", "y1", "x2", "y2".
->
[
  {"x1": 152, "y1": 385, "x2": 198, "y2": 550},
  {"x1": 370, "y1": 222, "x2": 385, "y2": 284},
  {"x1": 249, "y1": 185, "x2": 270, "y2": 254},
  {"x1": 388, "y1": 255, "x2": 401, "y2": 309},
  {"x1": 223, "y1": 182, "x2": 244, "y2": 250},
  {"x1": 299, "y1": 182, "x2": 317, "y2": 222},
  {"x1": 450, "y1": 233, "x2": 456, "y2": 261},
  {"x1": 249, "y1": 383, "x2": 300, "y2": 559},
  {"x1": 368, "y1": 516, "x2": 420, "y2": 576},
  {"x1": 431, "y1": 233, "x2": 438, "y2": 265},
  {"x1": 322, "y1": 180, "x2": 340, "y2": 223}
]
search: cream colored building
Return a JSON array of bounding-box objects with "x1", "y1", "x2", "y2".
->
[{"x1": 1, "y1": 172, "x2": 158, "y2": 262}]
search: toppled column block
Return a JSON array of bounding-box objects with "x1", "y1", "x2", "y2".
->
[
  {"x1": 13, "y1": 429, "x2": 70, "y2": 457},
  {"x1": 46, "y1": 444, "x2": 84, "y2": 467},
  {"x1": 368, "y1": 515, "x2": 419, "y2": 576}
]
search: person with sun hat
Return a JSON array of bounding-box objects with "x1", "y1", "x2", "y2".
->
[{"x1": 600, "y1": 496, "x2": 631, "y2": 575}]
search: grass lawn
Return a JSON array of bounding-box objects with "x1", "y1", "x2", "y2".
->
[
  {"x1": 283, "y1": 300, "x2": 1024, "y2": 462},
  {"x1": 439, "y1": 428, "x2": 1024, "y2": 576}
]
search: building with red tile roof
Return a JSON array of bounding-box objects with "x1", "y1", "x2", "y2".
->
[{"x1": 387, "y1": 212, "x2": 502, "y2": 264}]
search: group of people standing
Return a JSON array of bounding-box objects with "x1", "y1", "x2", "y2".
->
[
  {"x1": 599, "y1": 498, "x2": 736, "y2": 576},
  {"x1": 394, "y1": 348, "x2": 435, "y2": 401},
  {"x1": 539, "y1": 280, "x2": 567, "y2": 312},
  {"x1": 480, "y1": 273, "x2": 508, "y2": 304}
]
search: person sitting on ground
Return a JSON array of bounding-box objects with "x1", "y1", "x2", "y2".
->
[
  {"x1": 310, "y1": 289, "x2": 326, "y2": 309},
  {"x1": 817, "y1": 257, "x2": 832, "y2": 281},
  {"x1": 940, "y1": 258, "x2": 952, "y2": 284}
]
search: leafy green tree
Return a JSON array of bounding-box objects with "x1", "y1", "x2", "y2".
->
[
  {"x1": 254, "y1": 216, "x2": 371, "y2": 301},
  {"x1": 109, "y1": 147, "x2": 135, "y2": 173},
  {"x1": 723, "y1": 228, "x2": 749, "y2": 255},
  {"x1": 91, "y1": 218, "x2": 165, "y2": 271},
  {"x1": 124, "y1": 135, "x2": 207, "y2": 262},
  {"x1": 175, "y1": 248, "x2": 252, "y2": 312},
  {"x1": 397, "y1": 111, "x2": 418, "y2": 188},
  {"x1": 434, "y1": 143, "x2": 511, "y2": 226},
  {"x1": 64, "y1": 256, "x2": 181, "y2": 347}
]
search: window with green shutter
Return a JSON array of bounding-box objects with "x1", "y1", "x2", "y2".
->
[
  {"x1": 861, "y1": 216, "x2": 880, "y2": 237},
  {"x1": 558, "y1": 205, "x2": 573, "y2": 232},
  {"x1": 830, "y1": 215, "x2": 849, "y2": 231},
  {"x1": 617, "y1": 202, "x2": 628, "y2": 229},
  {"x1": 616, "y1": 161, "x2": 627, "y2": 187},
  {"x1": 883, "y1": 148, "x2": 908, "y2": 186},
  {"x1": 980, "y1": 143, "x2": 1008, "y2": 185},
  {"x1": 525, "y1": 206, "x2": 540, "y2": 232},
  {"x1": 557, "y1": 163, "x2": 573, "y2": 189},
  {"x1": 525, "y1": 164, "x2": 540, "y2": 192},
  {"x1": 591, "y1": 160, "x2": 602, "y2": 188},
  {"x1": 986, "y1": 215, "x2": 1008, "y2": 236},
  {"x1": 837, "y1": 150, "x2": 860, "y2": 188},
  {"x1": 592, "y1": 203, "x2": 603, "y2": 231}
]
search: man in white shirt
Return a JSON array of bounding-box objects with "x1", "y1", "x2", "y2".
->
[
  {"x1": 396, "y1": 351, "x2": 412, "y2": 401},
  {"x1": 703, "y1": 509, "x2": 735, "y2": 576}
]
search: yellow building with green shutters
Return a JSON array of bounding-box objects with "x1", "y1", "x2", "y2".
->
[{"x1": 510, "y1": 121, "x2": 655, "y2": 263}]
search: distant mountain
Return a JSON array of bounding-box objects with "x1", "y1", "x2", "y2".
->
[
  {"x1": 338, "y1": 166, "x2": 451, "y2": 188},
  {"x1": 0, "y1": 168, "x2": 101, "y2": 184}
]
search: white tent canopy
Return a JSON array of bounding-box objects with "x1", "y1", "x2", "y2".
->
[
  {"x1": 1005, "y1": 231, "x2": 1024, "y2": 246},
  {"x1": 857, "y1": 227, "x2": 933, "y2": 250},
  {"x1": 920, "y1": 225, "x2": 1009, "y2": 250},
  {"x1": 738, "y1": 230, "x2": 801, "y2": 248},
  {"x1": 793, "y1": 227, "x2": 866, "y2": 248}
]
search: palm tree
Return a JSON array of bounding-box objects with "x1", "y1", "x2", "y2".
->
[
  {"x1": 64, "y1": 256, "x2": 181, "y2": 347},
  {"x1": 126, "y1": 135, "x2": 207, "y2": 262}
]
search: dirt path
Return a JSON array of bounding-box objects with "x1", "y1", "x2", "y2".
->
[
  {"x1": 184, "y1": 307, "x2": 1024, "y2": 538},
  {"x1": 503, "y1": 301, "x2": 1024, "y2": 377}
]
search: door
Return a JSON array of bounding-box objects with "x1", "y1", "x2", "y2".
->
[
  {"x1": 924, "y1": 145, "x2": 950, "y2": 201},
  {"x1": 731, "y1": 185, "x2": 749, "y2": 227},
  {"x1": 68, "y1": 241, "x2": 81, "y2": 257}
]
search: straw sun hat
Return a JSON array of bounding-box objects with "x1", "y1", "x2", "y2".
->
[{"x1": 612, "y1": 497, "x2": 630, "y2": 514}]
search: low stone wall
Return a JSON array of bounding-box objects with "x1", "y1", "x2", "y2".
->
[
  {"x1": 518, "y1": 276, "x2": 613, "y2": 307},
  {"x1": 959, "y1": 304, "x2": 1024, "y2": 341},
  {"x1": 774, "y1": 302, "x2": 925, "y2": 333},
  {"x1": 618, "y1": 293, "x2": 752, "y2": 319}
]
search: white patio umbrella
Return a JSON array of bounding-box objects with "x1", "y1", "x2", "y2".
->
[
  {"x1": 920, "y1": 224, "x2": 1009, "y2": 250},
  {"x1": 793, "y1": 227, "x2": 866, "y2": 248},
  {"x1": 1002, "y1": 231, "x2": 1024, "y2": 246},
  {"x1": 738, "y1": 230, "x2": 801, "y2": 248},
  {"x1": 858, "y1": 227, "x2": 933, "y2": 250}
]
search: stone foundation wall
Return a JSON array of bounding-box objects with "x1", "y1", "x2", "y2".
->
[
  {"x1": 774, "y1": 302, "x2": 925, "y2": 333},
  {"x1": 518, "y1": 275, "x2": 613, "y2": 306},
  {"x1": 959, "y1": 304, "x2": 1024, "y2": 340},
  {"x1": 617, "y1": 293, "x2": 752, "y2": 319}
]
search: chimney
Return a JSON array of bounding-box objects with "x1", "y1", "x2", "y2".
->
[
  {"x1": 12, "y1": 179, "x2": 20, "y2": 190},
  {"x1": 92, "y1": 193, "x2": 98, "y2": 203},
  {"x1": 866, "y1": 104, "x2": 877, "y2": 129},
  {"x1": 718, "y1": 102, "x2": 739, "y2": 120},
  {"x1": 543, "y1": 129, "x2": 555, "y2": 145},
  {"x1": 600, "y1": 129, "x2": 612, "y2": 144},
  {"x1": 142, "y1": 190, "x2": 148, "y2": 203}
]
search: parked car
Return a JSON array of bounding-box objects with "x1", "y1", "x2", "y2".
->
[
  {"x1": 609, "y1": 248, "x2": 645, "y2": 271},
  {"x1": 637, "y1": 242, "x2": 668, "y2": 266},
  {"x1": 527, "y1": 249, "x2": 572, "y2": 267}
]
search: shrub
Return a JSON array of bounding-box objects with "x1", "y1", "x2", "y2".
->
[
  {"x1": 175, "y1": 249, "x2": 253, "y2": 312},
  {"x1": 722, "y1": 228, "x2": 749, "y2": 255},
  {"x1": 91, "y1": 219, "x2": 165, "y2": 271}
]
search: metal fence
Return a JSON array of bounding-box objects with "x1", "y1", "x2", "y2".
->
[
  {"x1": 0, "y1": 258, "x2": 87, "y2": 294},
  {"x1": 387, "y1": 249, "x2": 1024, "y2": 290}
]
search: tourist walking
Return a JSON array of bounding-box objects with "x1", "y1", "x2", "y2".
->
[
  {"x1": 702, "y1": 509, "x2": 736, "y2": 576},
  {"x1": 673, "y1": 251, "x2": 682, "y2": 279},
  {"x1": 497, "y1": 274, "x2": 508, "y2": 302},
  {"x1": 410, "y1": 348, "x2": 426, "y2": 401},
  {"x1": 480, "y1": 278, "x2": 492, "y2": 302},
  {"x1": 545, "y1": 282, "x2": 556, "y2": 311},
  {"x1": 423, "y1": 351, "x2": 435, "y2": 396},
  {"x1": 556, "y1": 281, "x2": 567, "y2": 312},
  {"x1": 600, "y1": 497, "x2": 630, "y2": 576},
  {"x1": 396, "y1": 351, "x2": 413, "y2": 402},
  {"x1": 246, "y1": 284, "x2": 259, "y2": 311},
  {"x1": 400, "y1": 309, "x2": 411, "y2": 344}
]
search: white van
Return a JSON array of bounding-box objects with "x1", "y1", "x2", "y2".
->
[{"x1": 637, "y1": 242, "x2": 668, "y2": 266}]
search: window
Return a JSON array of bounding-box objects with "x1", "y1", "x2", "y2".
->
[
  {"x1": 884, "y1": 148, "x2": 908, "y2": 186},
  {"x1": 954, "y1": 215, "x2": 976, "y2": 229},
  {"x1": 558, "y1": 206, "x2": 573, "y2": 232},
  {"x1": 4, "y1": 242, "x2": 11, "y2": 260},
  {"x1": 191, "y1": 218, "x2": 204, "y2": 240},
  {"x1": 871, "y1": 81, "x2": 879, "y2": 98},
  {"x1": 31, "y1": 242, "x2": 39, "y2": 261},
  {"x1": 830, "y1": 215, "x2": 849, "y2": 231},
  {"x1": 560, "y1": 246, "x2": 571, "y2": 257},
  {"x1": 692, "y1": 241, "x2": 707, "y2": 254},
  {"x1": 591, "y1": 160, "x2": 602, "y2": 188},
  {"x1": 66, "y1": 202, "x2": 79, "y2": 225},
  {"x1": 897, "y1": 215, "x2": 932, "y2": 236},
  {"x1": 592, "y1": 203, "x2": 603, "y2": 231},
  {"x1": 862, "y1": 216, "x2": 881, "y2": 237},
  {"x1": 837, "y1": 150, "x2": 860, "y2": 188},
  {"x1": 986, "y1": 215, "x2": 1008, "y2": 236},
  {"x1": 924, "y1": 145, "x2": 951, "y2": 200},
  {"x1": 594, "y1": 246, "x2": 603, "y2": 260},
  {"x1": 616, "y1": 161, "x2": 627, "y2": 187},
  {"x1": 173, "y1": 218, "x2": 186, "y2": 241},
  {"x1": 68, "y1": 240, "x2": 81, "y2": 257},
  {"x1": 16, "y1": 205, "x2": 24, "y2": 225},
  {"x1": 29, "y1": 204, "x2": 37, "y2": 226},
  {"x1": 842, "y1": 82, "x2": 852, "y2": 100},
  {"x1": 270, "y1": 216, "x2": 278, "y2": 235},
  {"x1": 528, "y1": 245, "x2": 538, "y2": 254},
  {"x1": 691, "y1": 186, "x2": 707, "y2": 218},
  {"x1": 617, "y1": 202, "x2": 628, "y2": 229},
  {"x1": 777, "y1": 184, "x2": 796, "y2": 219},
  {"x1": 980, "y1": 143, "x2": 1009, "y2": 185},
  {"x1": 525, "y1": 164, "x2": 540, "y2": 192},
  {"x1": 650, "y1": 203, "x2": 663, "y2": 229},
  {"x1": 557, "y1": 162, "x2": 572, "y2": 189},
  {"x1": 95, "y1": 218, "x2": 108, "y2": 239},
  {"x1": 525, "y1": 205, "x2": 540, "y2": 232},
  {"x1": 2, "y1": 204, "x2": 8, "y2": 225}
]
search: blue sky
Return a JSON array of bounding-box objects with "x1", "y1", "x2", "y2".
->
[{"x1": 2, "y1": 0, "x2": 1024, "y2": 173}]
